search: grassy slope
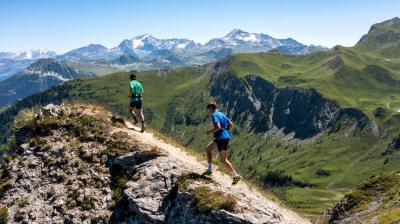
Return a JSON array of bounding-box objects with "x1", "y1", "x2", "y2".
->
[
  {"x1": 1, "y1": 43, "x2": 400, "y2": 220},
  {"x1": 229, "y1": 47, "x2": 400, "y2": 113},
  {"x1": 324, "y1": 172, "x2": 400, "y2": 224},
  {"x1": 68, "y1": 66, "x2": 209, "y2": 129}
]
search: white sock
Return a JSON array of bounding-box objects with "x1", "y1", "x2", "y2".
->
[
  {"x1": 232, "y1": 170, "x2": 238, "y2": 177},
  {"x1": 208, "y1": 163, "x2": 212, "y2": 172}
]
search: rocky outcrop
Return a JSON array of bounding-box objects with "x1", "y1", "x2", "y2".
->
[
  {"x1": 323, "y1": 172, "x2": 400, "y2": 224},
  {"x1": 210, "y1": 73, "x2": 378, "y2": 139},
  {"x1": 210, "y1": 73, "x2": 340, "y2": 139},
  {"x1": 0, "y1": 103, "x2": 309, "y2": 224}
]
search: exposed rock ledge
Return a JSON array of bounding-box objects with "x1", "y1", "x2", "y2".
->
[{"x1": 0, "y1": 103, "x2": 309, "y2": 224}]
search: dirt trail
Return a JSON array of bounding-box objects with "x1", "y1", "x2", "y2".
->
[{"x1": 122, "y1": 121, "x2": 310, "y2": 224}]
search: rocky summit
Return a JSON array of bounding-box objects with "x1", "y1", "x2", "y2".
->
[{"x1": 0, "y1": 103, "x2": 308, "y2": 224}]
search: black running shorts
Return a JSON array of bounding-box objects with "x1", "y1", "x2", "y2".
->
[
  {"x1": 213, "y1": 139, "x2": 230, "y2": 151},
  {"x1": 129, "y1": 101, "x2": 143, "y2": 109}
]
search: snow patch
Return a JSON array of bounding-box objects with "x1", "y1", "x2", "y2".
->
[
  {"x1": 243, "y1": 34, "x2": 258, "y2": 42},
  {"x1": 177, "y1": 43, "x2": 189, "y2": 49},
  {"x1": 26, "y1": 69, "x2": 69, "y2": 81},
  {"x1": 132, "y1": 39, "x2": 144, "y2": 48}
]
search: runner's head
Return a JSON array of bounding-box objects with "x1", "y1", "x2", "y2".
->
[
  {"x1": 207, "y1": 102, "x2": 217, "y2": 114},
  {"x1": 130, "y1": 71, "x2": 137, "y2": 80}
]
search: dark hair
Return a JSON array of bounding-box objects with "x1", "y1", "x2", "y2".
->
[
  {"x1": 207, "y1": 102, "x2": 217, "y2": 110},
  {"x1": 130, "y1": 73, "x2": 137, "y2": 80}
]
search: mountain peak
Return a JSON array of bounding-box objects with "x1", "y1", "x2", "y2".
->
[
  {"x1": 356, "y1": 17, "x2": 400, "y2": 56},
  {"x1": 370, "y1": 17, "x2": 400, "y2": 32},
  {"x1": 132, "y1": 33, "x2": 157, "y2": 41},
  {"x1": 224, "y1": 29, "x2": 252, "y2": 40},
  {"x1": 226, "y1": 29, "x2": 248, "y2": 36}
]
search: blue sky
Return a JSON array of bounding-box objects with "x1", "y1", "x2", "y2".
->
[{"x1": 0, "y1": 0, "x2": 399, "y2": 53}]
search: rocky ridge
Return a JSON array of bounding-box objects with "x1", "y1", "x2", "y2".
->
[{"x1": 0, "y1": 103, "x2": 309, "y2": 224}]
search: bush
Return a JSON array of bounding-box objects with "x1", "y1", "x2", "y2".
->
[
  {"x1": 176, "y1": 173, "x2": 213, "y2": 192},
  {"x1": 262, "y1": 170, "x2": 314, "y2": 188},
  {"x1": 46, "y1": 187, "x2": 56, "y2": 200},
  {"x1": 82, "y1": 195, "x2": 96, "y2": 210},
  {"x1": 112, "y1": 188, "x2": 124, "y2": 204},
  {"x1": 0, "y1": 180, "x2": 12, "y2": 197},
  {"x1": 13, "y1": 109, "x2": 36, "y2": 130},
  {"x1": 66, "y1": 199, "x2": 77, "y2": 209},
  {"x1": 19, "y1": 196, "x2": 29, "y2": 207},
  {"x1": 56, "y1": 174, "x2": 66, "y2": 183},
  {"x1": 14, "y1": 210, "x2": 24, "y2": 222},
  {"x1": 262, "y1": 170, "x2": 293, "y2": 187},
  {"x1": 0, "y1": 206, "x2": 8, "y2": 224},
  {"x1": 191, "y1": 186, "x2": 237, "y2": 213},
  {"x1": 316, "y1": 169, "x2": 331, "y2": 177}
]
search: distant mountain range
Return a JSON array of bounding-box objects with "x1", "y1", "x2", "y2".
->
[
  {"x1": 56, "y1": 29, "x2": 327, "y2": 65},
  {"x1": 0, "y1": 49, "x2": 57, "y2": 61},
  {"x1": 0, "y1": 58, "x2": 94, "y2": 108},
  {"x1": 0, "y1": 29, "x2": 328, "y2": 79}
]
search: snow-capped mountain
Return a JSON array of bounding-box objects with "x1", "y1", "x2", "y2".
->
[
  {"x1": 0, "y1": 50, "x2": 57, "y2": 61},
  {"x1": 204, "y1": 29, "x2": 311, "y2": 53},
  {"x1": 113, "y1": 34, "x2": 199, "y2": 56},
  {"x1": 57, "y1": 44, "x2": 120, "y2": 61},
  {"x1": 1, "y1": 29, "x2": 328, "y2": 82},
  {"x1": 58, "y1": 29, "x2": 326, "y2": 63}
]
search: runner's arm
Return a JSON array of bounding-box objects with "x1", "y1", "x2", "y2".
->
[
  {"x1": 207, "y1": 123, "x2": 221, "y2": 135},
  {"x1": 228, "y1": 119, "x2": 234, "y2": 130},
  {"x1": 128, "y1": 87, "x2": 132, "y2": 98}
]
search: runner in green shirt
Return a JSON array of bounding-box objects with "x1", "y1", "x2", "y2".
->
[{"x1": 128, "y1": 71, "x2": 145, "y2": 132}]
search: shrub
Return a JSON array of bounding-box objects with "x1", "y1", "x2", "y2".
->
[
  {"x1": 67, "y1": 188, "x2": 81, "y2": 205},
  {"x1": 262, "y1": 170, "x2": 314, "y2": 188},
  {"x1": 46, "y1": 187, "x2": 56, "y2": 199},
  {"x1": 35, "y1": 117, "x2": 59, "y2": 134},
  {"x1": 112, "y1": 188, "x2": 124, "y2": 204},
  {"x1": 82, "y1": 195, "x2": 96, "y2": 210},
  {"x1": 77, "y1": 165, "x2": 87, "y2": 175},
  {"x1": 66, "y1": 199, "x2": 77, "y2": 209},
  {"x1": 13, "y1": 109, "x2": 36, "y2": 130},
  {"x1": 0, "y1": 180, "x2": 12, "y2": 197},
  {"x1": 56, "y1": 174, "x2": 66, "y2": 183},
  {"x1": 19, "y1": 196, "x2": 29, "y2": 207},
  {"x1": 191, "y1": 186, "x2": 236, "y2": 213},
  {"x1": 262, "y1": 170, "x2": 293, "y2": 187},
  {"x1": 14, "y1": 210, "x2": 24, "y2": 222},
  {"x1": 176, "y1": 173, "x2": 213, "y2": 192},
  {"x1": 106, "y1": 132, "x2": 131, "y2": 157},
  {"x1": 0, "y1": 206, "x2": 8, "y2": 224},
  {"x1": 316, "y1": 169, "x2": 331, "y2": 177}
]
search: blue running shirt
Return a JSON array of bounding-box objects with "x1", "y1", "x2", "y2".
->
[{"x1": 212, "y1": 111, "x2": 231, "y2": 140}]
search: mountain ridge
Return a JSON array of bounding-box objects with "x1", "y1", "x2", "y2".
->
[{"x1": 0, "y1": 103, "x2": 309, "y2": 223}]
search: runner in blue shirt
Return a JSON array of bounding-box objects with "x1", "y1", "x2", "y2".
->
[{"x1": 204, "y1": 102, "x2": 241, "y2": 185}]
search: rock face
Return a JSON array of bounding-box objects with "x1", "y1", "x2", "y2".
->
[
  {"x1": 209, "y1": 73, "x2": 378, "y2": 140},
  {"x1": 0, "y1": 103, "x2": 309, "y2": 224},
  {"x1": 210, "y1": 73, "x2": 340, "y2": 139}
]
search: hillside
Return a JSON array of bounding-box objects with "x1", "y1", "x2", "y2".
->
[
  {"x1": 356, "y1": 17, "x2": 400, "y2": 57},
  {"x1": 322, "y1": 172, "x2": 400, "y2": 224},
  {"x1": 1, "y1": 17, "x2": 400, "y2": 219},
  {"x1": 0, "y1": 103, "x2": 308, "y2": 223}
]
